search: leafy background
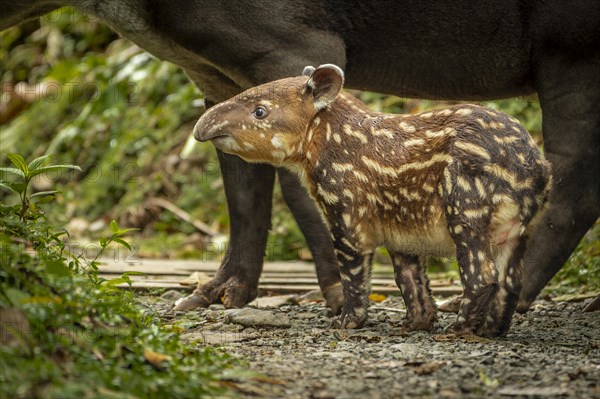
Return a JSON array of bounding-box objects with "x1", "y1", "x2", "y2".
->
[{"x1": 1, "y1": 7, "x2": 597, "y2": 294}]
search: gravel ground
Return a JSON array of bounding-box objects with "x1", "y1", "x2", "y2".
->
[{"x1": 147, "y1": 293, "x2": 599, "y2": 398}]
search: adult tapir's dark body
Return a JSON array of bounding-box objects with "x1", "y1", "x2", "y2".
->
[{"x1": 3, "y1": 1, "x2": 599, "y2": 313}]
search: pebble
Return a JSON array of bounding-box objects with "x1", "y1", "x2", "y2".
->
[
  {"x1": 159, "y1": 290, "x2": 184, "y2": 301},
  {"x1": 390, "y1": 342, "x2": 425, "y2": 358},
  {"x1": 224, "y1": 308, "x2": 291, "y2": 328},
  {"x1": 295, "y1": 312, "x2": 318, "y2": 319}
]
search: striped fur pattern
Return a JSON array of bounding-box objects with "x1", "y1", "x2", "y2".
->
[{"x1": 193, "y1": 64, "x2": 552, "y2": 337}]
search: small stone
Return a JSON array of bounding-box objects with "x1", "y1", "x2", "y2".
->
[
  {"x1": 303, "y1": 336, "x2": 315, "y2": 343},
  {"x1": 497, "y1": 385, "x2": 569, "y2": 397},
  {"x1": 205, "y1": 311, "x2": 222, "y2": 321},
  {"x1": 390, "y1": 343, "x2": 424, "y2": 358},
  {"x1": 248, "y1": 294, "x2": 298, "y2": 308},
  {"x1": 220, "y1": 323, "x2": 244, "y2": 332},
  {"x1": 296, "y1": 312, "x2": 318, "y2": 319},
  {"x1": 180, "y1": 331, "x2": 250, "y2": 344},
  {"x1": 160, "y1": 290, "x2": 184, "y2": 301},
  {"x1": 208, "y1": 304, "x2": 226, "y2": 310},
  {"x1": 224, "y1": 308, "x2": 291, "y2": 328}
]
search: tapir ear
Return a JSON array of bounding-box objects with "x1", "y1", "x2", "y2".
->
[
  {"x1": 302, "y1": 66, "x2": 315, "y2": 76},
  {"x1": 306, "y1": 64, "x2": 344, "y2": 111}
]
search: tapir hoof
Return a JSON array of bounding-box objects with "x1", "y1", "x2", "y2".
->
[
  {"x1": 330, "y1": 309, "x2": 367, "y2": 329},
  {"x1": 173, "y1": 294, "x2": 207, "y2": 311},
  {"x1": 323, "y1": 283, "x2": 344, "y2": 315},
  {"x1": 174, "y1": 277, "x2": 259, "y2": 311}
]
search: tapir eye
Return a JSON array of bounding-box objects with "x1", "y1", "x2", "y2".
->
[{"x1": 252, "y1": 106, "x2": 268, "y2": 119}]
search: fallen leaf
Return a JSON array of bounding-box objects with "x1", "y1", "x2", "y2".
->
[
  {"x1": 413, "y1": 361, "x2": 446, "y2": 375},
  {"x1": 432, "y1": 334, "x2": 457, "y2": 342},
  {"x1": 251, "y1": 375, "x2": 286, "y2": 385},
  {"x1": 438, "y1": 296, "x2": 461, "y2": 313},
  {"x1": 369, "y1": 293, "x2": 387, "y2": 302},
  {"x1": 347, "y1": 332, "x2": 382, "y2": 343},
  {"x1": 143, "y1": 348, "x2": 171, "y2": 370},
  {"x1": 479, "y1": 370, "x2": 499, "y2": 388},
  {"x1": 248, "y1": 294, "x2": 298, "y2": 308},
  {"x1": 552, "y1": 293, "x2": 596, "y2": 303},
  {"x1": 462, "y1": 334, "x2": 492, "y2": 344},
  {"x1": 298, "y1": 290, "x2": 324, "y2": 303},
  {"x1": 333, "y1": 330, "x2": 349, "y2": 341}
]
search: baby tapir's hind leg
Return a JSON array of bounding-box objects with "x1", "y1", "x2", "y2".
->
[
  {"x1": 389, "y1": 252, "x2": 437, "y2": 331},
  {"x1": 447, "y1": 224, "x2": 499, "y2": 336},
  {"x1": 479, "y1": 234, "x2": 526, "y2": 337}
]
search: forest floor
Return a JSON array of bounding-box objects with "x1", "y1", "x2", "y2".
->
[{"x1": 143, "y1": 293, "x2": 599, "y2": 398}]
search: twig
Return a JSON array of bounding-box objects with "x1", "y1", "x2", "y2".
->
[
  {"x1": 372, "y1": 307, "x2": 406, "y2": 313},
  {"x1": 146, "y1": 197, "x2": 219, "y2": 237}
]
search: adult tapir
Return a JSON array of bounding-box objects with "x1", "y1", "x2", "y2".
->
[{"x1": 2, "y1": 1, "x2": 598, "y2": 314}]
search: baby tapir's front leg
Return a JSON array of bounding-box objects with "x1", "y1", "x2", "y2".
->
[
  {"x1": 389, "y1": 252, "x2": 438, "y2": 331},
  {"x1": 329, "y1": 236, "x2": 373, "y2": 329}
]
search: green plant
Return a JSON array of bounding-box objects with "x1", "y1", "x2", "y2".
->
[
  {"x1": 0, "y1": 153, "x2": 81, "y2": 221},
  {"x1": 0, "y1": 153, "x2": 235, "y2": 398}
]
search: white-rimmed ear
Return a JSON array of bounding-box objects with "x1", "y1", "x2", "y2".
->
[
  {"x1": 306, "y1": 64, "x2": 344, "y2": 111},
  {"x1": 302, "y1": 66, "x2": 315, "y2": 77}
]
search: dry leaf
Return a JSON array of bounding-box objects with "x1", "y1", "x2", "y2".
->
[
  {"x1": 432, "y1": 334, "x2": 457, "y2": 342},
  {"x1": 413, "y1": 361, "x2": 446, "y2": 375},
  {"x1": 248, "y1": 295, "x2": 298, "y2": 308},
  {"x1": 462, "y1": 334, "x2": 492, "y2": 344},
  {"x1": 369, "y1": 293, "x2": 387, "y2": 302},
  {"x1": 143, "y1": 348, "x2": 171, "y2": 370}
]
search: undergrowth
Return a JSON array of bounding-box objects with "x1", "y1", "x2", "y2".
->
[{"x1": 0, "y1": 154, "x2": 234, "y2": 398}]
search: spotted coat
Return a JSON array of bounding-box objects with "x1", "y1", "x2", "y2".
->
[{"x1": 193, "y1": 64, "x2": 552, "y2": 337}]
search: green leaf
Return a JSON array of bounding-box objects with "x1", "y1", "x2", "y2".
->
[
  {"x1": 0, "y1": 181, "x2": 16, "y2": 193},
  {"x1": 115, "y1": 227, "x2": 139, "y2": 236},
  {"x1": 121, "y1": 271, "x2": 146, "y2": 276},
  {"x1": 0, "y1": 180, "x2": 27, "y2": 195},
  {"x1": 103, "y1": 276, "x2": 132, "y2": 286},
  {"x1": 28, "y1": 164, "x2": 82, "y2": 179},
  {"x1": 45, "y1": 260, "x2": 72, "y2": 277},
  {"x1": 5, "y1": 287, "x2": 31, "y2": 306},
  {"x1": 0, "y1": 167, "x2": 25, "y2": 179},
  {"x1": 112, "y1": 237, "x2": 132, "y2": 251},
  {"x1": 30, "y1": 190, "x2": 59, "y2": 199},
  {"x1": 110, "y1": 220, "x2": 119, "y2": 234},
  {"x1": 27, "y1": 154, "x2": 52, "y2": 172},
  {"x1": 6, "y1": 153, "x2": 29, "y2": 176}
]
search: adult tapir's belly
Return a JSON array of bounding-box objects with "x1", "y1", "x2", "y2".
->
[
  {"x1": 337, "y1": 1, "x2": 534, "y2": 100},
  {"x1": 77, "y1": 0, "x2": 534, "y2": 100}
]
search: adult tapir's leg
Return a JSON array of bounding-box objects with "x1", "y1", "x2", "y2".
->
[
  {"x1": 175, "y1": 150, "x2": 276, "y2": 310},
  {"x1": 518, "y1": 52, "x2": 600, "y2": 311},
  {"x1": 278, "y1": 168, "x2": 343, "y2": 314}
]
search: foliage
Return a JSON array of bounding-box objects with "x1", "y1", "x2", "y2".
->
[{"x1": 0, "y1": 154, "x2": 234, "y2": 398}]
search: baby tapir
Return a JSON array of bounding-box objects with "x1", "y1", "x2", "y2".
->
[{"x1": 193, "y1": 64, "x2": 552, "y2": 337}]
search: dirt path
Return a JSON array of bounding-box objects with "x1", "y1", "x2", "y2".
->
[{"x1": 149, "y1": 294, "x2": 599, "y2": 398}]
